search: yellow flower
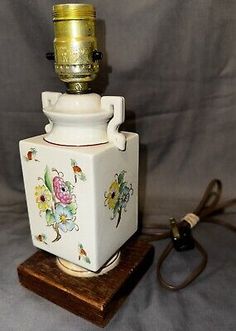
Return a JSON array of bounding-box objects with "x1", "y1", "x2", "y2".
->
[
  {"x1": 35, "y1": 185, "x2": 52, "y2": 212},
  {"x1": 105, "y1": 181, "x2": 120, "y2": 210}
]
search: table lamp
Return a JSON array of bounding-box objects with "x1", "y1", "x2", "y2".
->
[{"x1": 17, "y1": 4, "x2": 153, "y2": 326}]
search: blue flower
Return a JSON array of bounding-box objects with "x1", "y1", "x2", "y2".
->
[{"x1": 54, "y1": 204, "x2": 76, "y2": 232}]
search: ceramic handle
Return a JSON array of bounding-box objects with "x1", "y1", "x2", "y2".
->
[
  {"x1": 42, "y1": 92, "x2": 62, "y2": 133},
  {"x1": 42, "y1": 91, "x2": 62, "y2": 110},
  {"x1": 101, "y1": 96, "x2": 126, "y2": 151}
]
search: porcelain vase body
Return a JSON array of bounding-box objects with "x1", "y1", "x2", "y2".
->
[{"x1": 20, "y1": 92, "x2": 139, "y2": 271}]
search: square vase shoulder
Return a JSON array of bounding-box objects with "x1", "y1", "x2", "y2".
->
[{"x1": 20, "y1": 132, "x2": 138, "y2": 271}]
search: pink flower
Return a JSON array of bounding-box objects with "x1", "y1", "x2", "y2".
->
[{"x1": 53, "y1": 176, "x2": 72, "y2": 204}]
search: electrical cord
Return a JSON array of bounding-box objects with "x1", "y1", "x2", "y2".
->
[{"x1": 141, "y1": 179, "x2": 236, "y2": 290}]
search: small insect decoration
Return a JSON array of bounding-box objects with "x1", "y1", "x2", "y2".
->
[
  {"x1": 71, "y1": 159, "x2": 86, "y2": 183},
  {"x1": 35, "y1": 234, "x2": 47, "y2": 245},
  {"x1": 25, "y1": 148, "x2": 39, "y2": 162},
  {"x1": 104, "y1": 170, "x2": 133, "y2": 228},
  {"x1": 78, "y1": 243, "x2": 91, "y2": 264}
]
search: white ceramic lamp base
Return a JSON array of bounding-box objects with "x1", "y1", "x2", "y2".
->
[{"x1": 20, "y1": 92, "x2": 138, "y2": 272}]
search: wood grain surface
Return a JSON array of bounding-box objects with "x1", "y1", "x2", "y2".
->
[{"x1": 17, "y1": 238, "x2": 154, "y2": 327}]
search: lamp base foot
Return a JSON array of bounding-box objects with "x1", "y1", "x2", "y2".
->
[
  {"x1": 56, "y1": 252, "x2": 120, "y2": 278},
  {"x1": 17, "y1": 237, "x2": 154, "y2": 327}
]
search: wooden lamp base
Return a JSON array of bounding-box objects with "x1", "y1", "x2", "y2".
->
[{"x1": 17, "y1": 238, "x2": 154, "y2": 327}]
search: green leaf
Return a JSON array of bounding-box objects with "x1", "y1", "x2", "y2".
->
[
  {"x1": 85, "y1": 256, "x2": 91, "y2": 264},
  {"x1": 68, "y1": 202, "x2": 77, "y2": 215},
  {"x1": 71, "y1": 159, "x2": 76, "y2": 167},
  {"x1": 118, "y1": 171, "x2": 126, "y2": 184},
  {"x1": 119, "y1": 182, "x2": 126, "y2": 193},
  {"x1": 46, "y1": 210, "x2": 56, "y2": 226},
  {"x1": 44, "y1": 166, "x2": 53, "y2": 193},
  {"x1": 79, "y1": 172, "x2": 86, "y2": 181},
  {"x1": 65, "y1": 181, "x2": 73, "y2": 193},
  {"x1": 113, "y1": 202, "x2": 120, "y2": 219}
]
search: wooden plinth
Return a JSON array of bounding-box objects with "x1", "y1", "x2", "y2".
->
[{"x1": 17, "y1": 238, "x2": 154, "y2": 327}]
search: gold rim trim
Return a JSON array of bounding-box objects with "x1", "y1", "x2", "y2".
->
[{"x1": 53, "y1": 3, "x2": 95, "y2": 21}]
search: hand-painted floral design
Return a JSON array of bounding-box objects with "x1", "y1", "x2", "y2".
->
[
  {"x1": 104, "y1": 170, "x2": 133, "y2": 228},
  {"x1": 106, "y1": 181, "x2": 120, "y2": 209},
  {"x1": 53, "y1": 175, "x2": 73, "y2": 204},
  {"x1": 34, "y1": 164, "x2": 84, "y2": 242},
  {"x1": 35, "y1": 185, "x2": 52, "y2": 212},
  {"x1": 35, "y1": 234, "x2": 47, "y2": 245},
  {"x1": 78, "y1": 243, "x2": 91, "y2": 264},
  {"x1": 54, "y1": 204, "x2": 78, "y2": 233},
  {"x1": 71, "y1": 159, "x2": 86, "y2": 183},
  {"x1": 25, "y1": 148, "x2": 39, "y2": 162}
]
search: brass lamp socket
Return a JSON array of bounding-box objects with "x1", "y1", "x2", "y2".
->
[{"x1": 53, "y1": 3, "x2": 102, "y2": 94}]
